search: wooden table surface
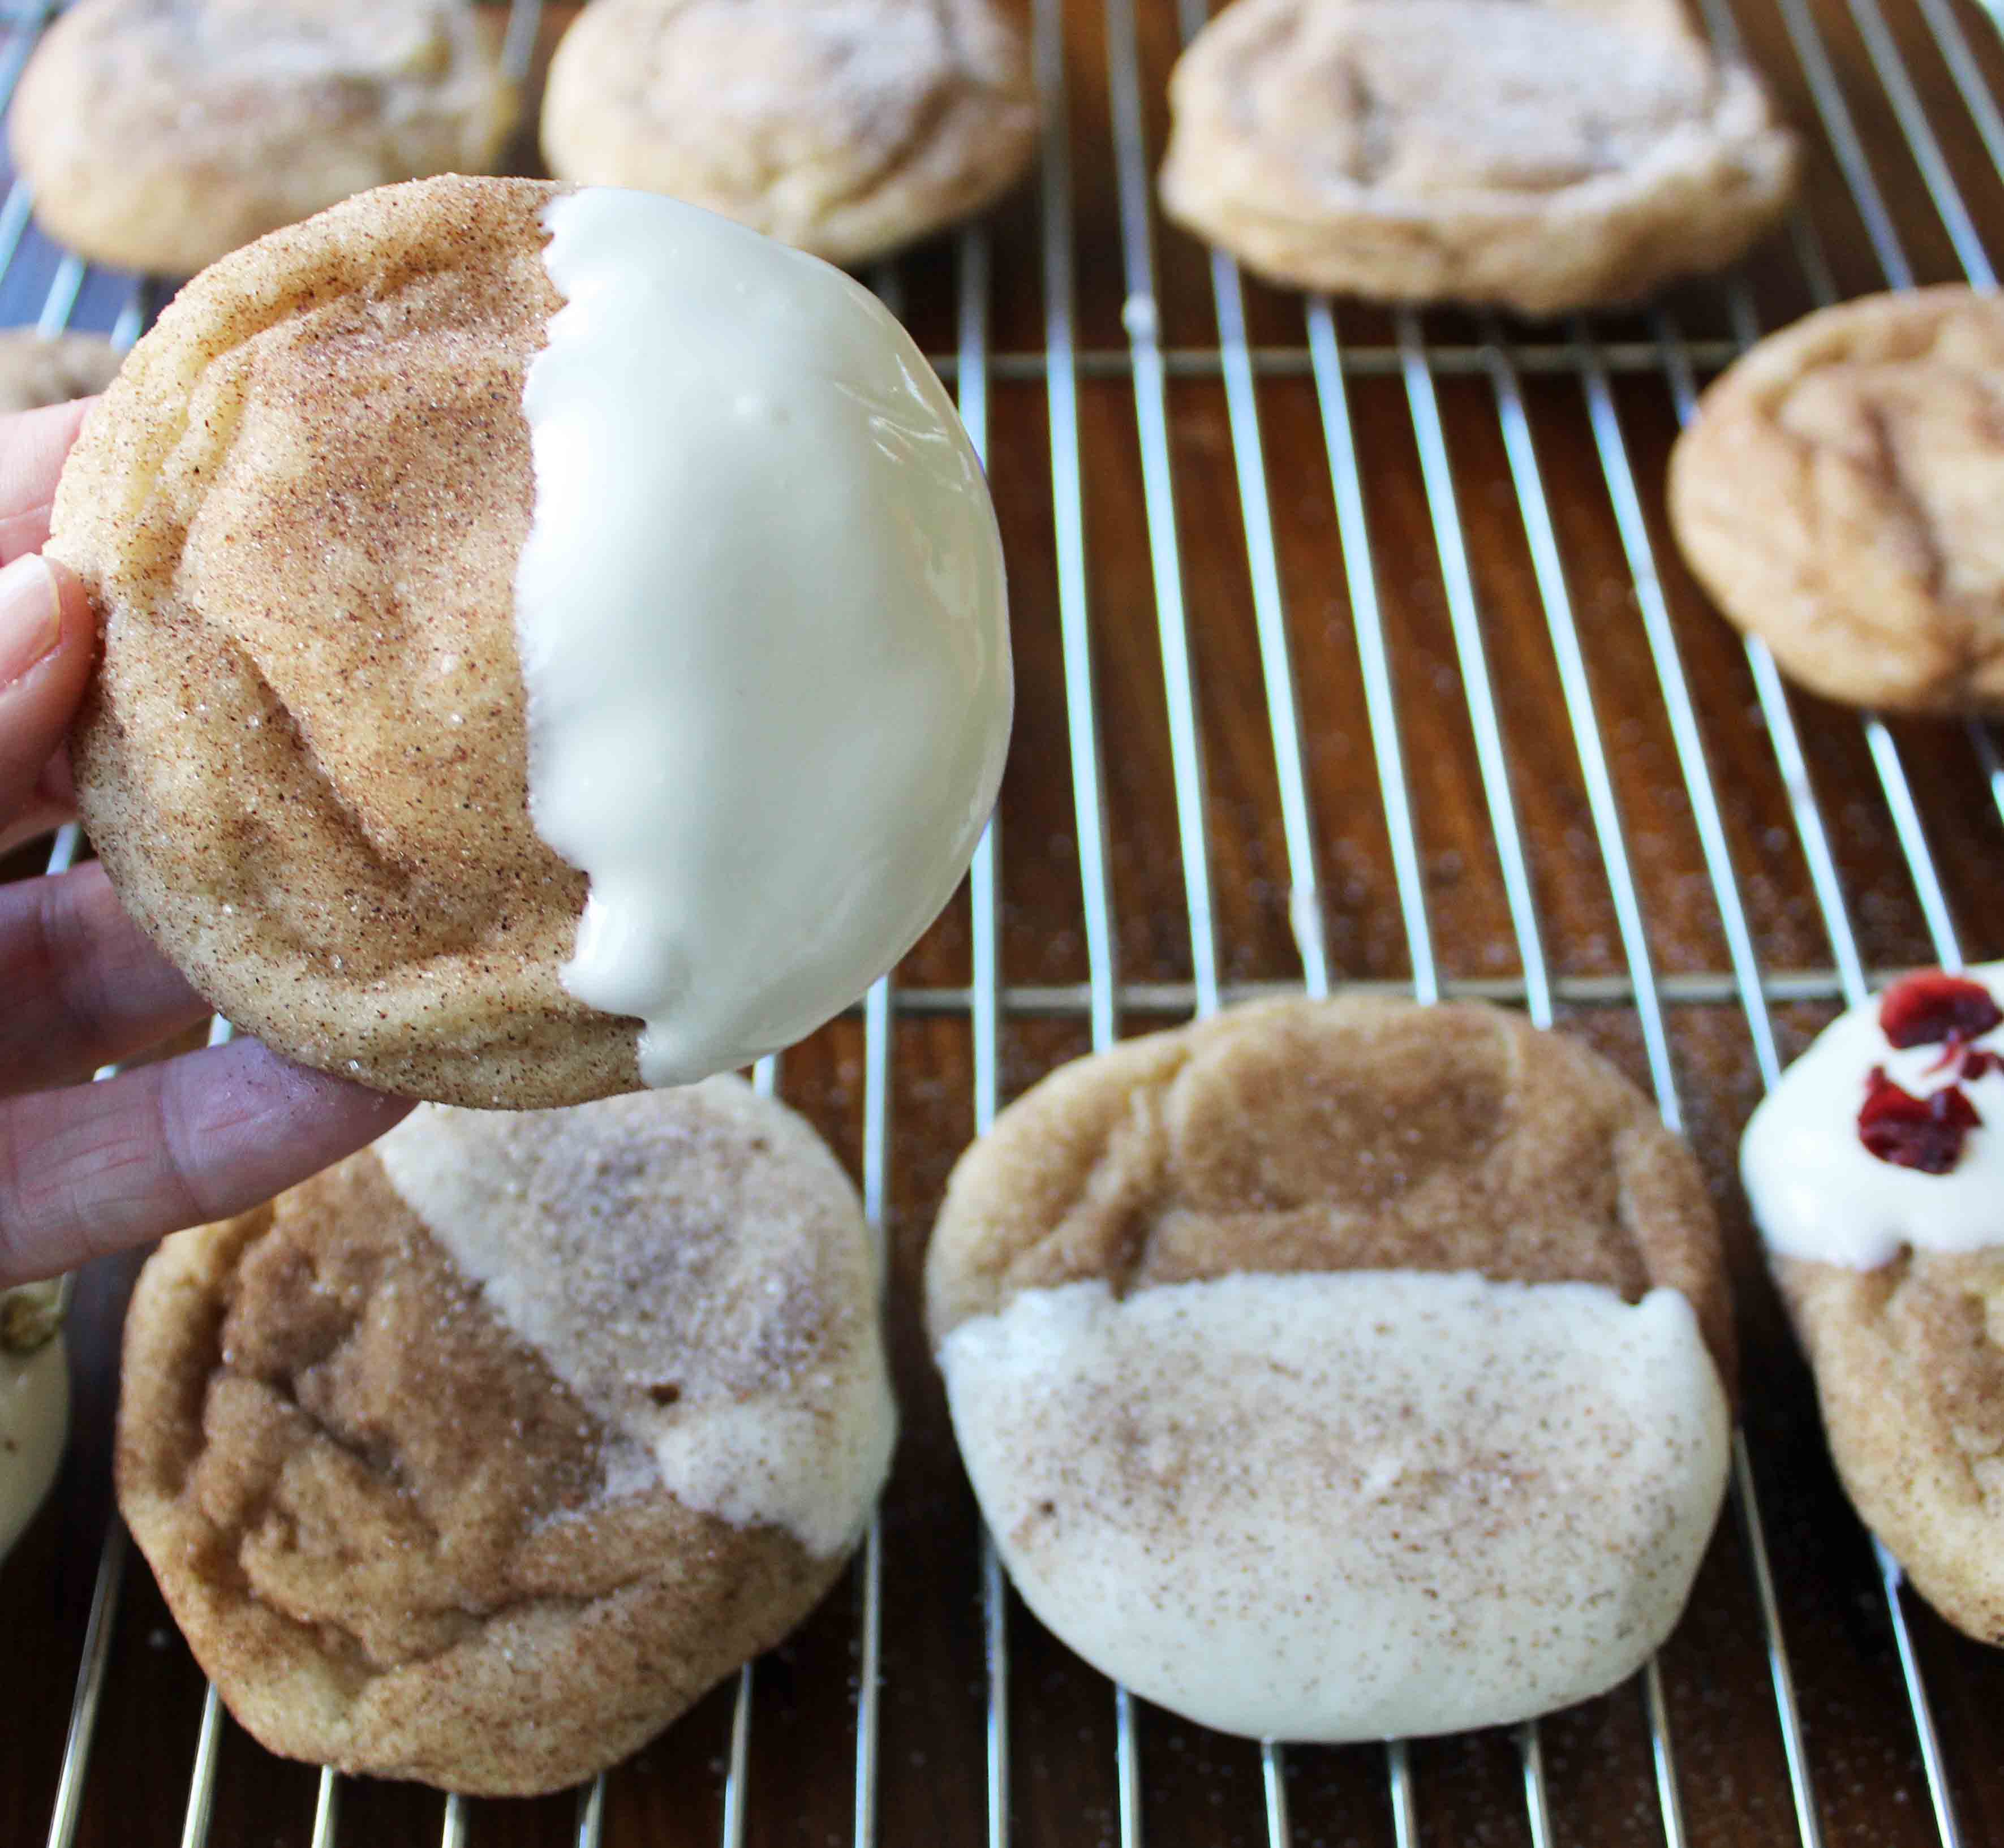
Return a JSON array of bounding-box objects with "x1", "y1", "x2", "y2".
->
[{"x1": 2, "y1": 0, "x2": 2002, "y2": 1843}]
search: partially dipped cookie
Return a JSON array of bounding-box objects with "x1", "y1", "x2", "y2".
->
[
  {"x1": 51, "y1": 175, "x2": 1011, "y2": 1108},
  {"x1": 927, "y1": 996, "x2": 1734, "y2": 1740},
  {"x1": 117, "y1": 1079, "x2": 896, "y2": 1794},
  {"x1": 1742, "y1": 966, "x2": 2004, "y2": 1643}
]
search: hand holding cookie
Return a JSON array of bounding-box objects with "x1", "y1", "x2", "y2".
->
[{"x1": 0, "y1": 400, "x2": 410, "y2": 1289}]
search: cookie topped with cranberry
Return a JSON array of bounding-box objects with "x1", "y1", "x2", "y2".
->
[
  {"x1": 1742, "y1": 964, "x2": 2004, "y2": 1645},
  {"x1": 926, "y1": 994, "x2": 1735, "y2": 1742}
]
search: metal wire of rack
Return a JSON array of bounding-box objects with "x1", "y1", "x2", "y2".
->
[{"x1": 1, "y1": 0, "x2": 2001, "y2": 1841}]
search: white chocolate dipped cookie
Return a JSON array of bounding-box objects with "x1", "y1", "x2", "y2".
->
[
  {"x1": 0, "y1": 1283, "x2": 69, "y2": 1567},
  {"x1": 117, "y1": 1079, "x2": 896, "y2": 1795},
  {"x1": 540, "y1": 0, "x2": 1039, "y2": 265},
  {"x1": 1157, "y1": 0, "x2": 1797, "y2": 315},
  {"x1": 51, "y1": 176, "x2": 1012, "y2": 1108},
  {"x1": 1743, "y1": 966, "x2": 2004, "y2": 1644},
  {"x1": 10, "y1": 0, "x2": 519, "y2": 277},
  {"x1": 927, "y1": 996, "x2": 1735, "y2": 1740}
]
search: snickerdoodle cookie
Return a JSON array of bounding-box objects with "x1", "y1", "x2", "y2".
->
[
  {"x1": 539, "y1": 0, "x2": 1039, "y2": 264},
  {"x1": 9, "y1": 0, "x2": 518, "y2": 277},
  {"x1": 1670, "y1": 287, "x2": 2004, "y2": 713},
  {"x1": 927, "y1": 995, "x2": 1734, "y2": 1741},
  {"x1": 0, "y1": 331, "x2": 121, "y2": 414},
  {"x1": 50, "y1": 175, "x2": 1010, "y2": 1108},
  {"x1": 1157, "y1": 0, "x2": 1797, "y2": 315},
  {"x1": 118, "y1": 1079, "x2": 896, "y2": 1794},
  {"x1": 1742, "y1": 966, "x2": 2004, "y2": 1643}
]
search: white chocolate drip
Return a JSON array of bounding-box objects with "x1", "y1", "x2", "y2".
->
[
  {"x1": 376, "y1": 1084, "x2": 896, "y2": 1559},
  {"x1": 1741, "y1": 963, "x2": 2004, "y2": 1269},
  {"x1": 940, "y1": 1271, "x2": 1730, "y2": 1742},
  {"x1": 515, "y1": 188, "x2": 1010, "y2": 1087}
]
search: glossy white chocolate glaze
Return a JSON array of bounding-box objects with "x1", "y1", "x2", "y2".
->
[
  {"x1": 941, "y1": 1270, "x2": 1729, "y2": 1741},
  {"x1": 516, "y1": 187, "x2": 1011, "y2": 1085},
  {"x1": 1742, "y1": 963, "x2": 2004, "y2": 1269}
]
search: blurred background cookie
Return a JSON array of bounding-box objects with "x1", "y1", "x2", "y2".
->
[
  {"x1": 1742, "y1": 966, "x2": 2004, "y2": 1644},
  {"x1": 0, "y1": 331, "x2": 121, "y2": 413},
  {"x1": 117, "y1": 1079, "x2": 897, "y2": 1795},
  {"x1": 0, "y1": 1283, "x2": 68, "y2": 1567},
  {"x1": 1670, "y1": 285, "x2": 2004, "y2": 713},
  {"x1": 540, "y1": 0, "x2": 1039, "y2": 264},
  {"x1": 50, "y1": 175, "x2": 1010, "y2": 1108},
  {"x1": 8, "y1": 0, "x2": 518, "y2": 276},
  {"x1": 1158, "y1": 0, "x2": 1797, "y2": 315},
  {"x1": 927, "y1": 994, "x2": 1735, "y2": 1742}
]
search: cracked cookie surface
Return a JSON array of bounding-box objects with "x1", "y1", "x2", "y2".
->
[
  {"x1": 926, "y1": 994, "x2": 1734, "y2": 1381},
  {"x1": 116, "y1": 1079, "x2": 896, "y2": 1794},
  {"x1": 1156, "y1": 0, "x2": 1796, "y2": 314},
  {"x1": 539, "y1": 0, "x2": 1038, "y2": 264},
  {"x1": 48, "y1": 176, "x2": 653, "y2": 1108},
  {"x1": 10, "y1": 0, "x2": 518, "y2": 277},
  {"x1": 1670, "y1": 285, "x2": 2004, "y2": 713}
]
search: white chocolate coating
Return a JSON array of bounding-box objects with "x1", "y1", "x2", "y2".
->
[
  {"x1": 940, "y1": 1271, "x2": 1730, "y2": 1742},
  {"x1": 376, "y1": 1083, "x2": 896, "y2": 1558},
  {"x1": 0, "y1": 1317, "x2": 68, "y2": 1567},
  {"x1": 1741, "y1": 963, "x2": 2004, "y2": 1269},
  {"x1": 516, "y1": 187, "x2": 1011, "y2": 1087}
]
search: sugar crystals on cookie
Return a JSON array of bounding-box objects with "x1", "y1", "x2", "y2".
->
[
  {"x1": 51, "y1": 175, "x2": 1013, "y2": 1108},
  {"x1": 1670, "y1": 285, "x2": 2004, "y2": 713},
  {"x1": 11, "y1": 0, "x2": 520, "y2": 276},
  {"x1": 540, "y1": 0, "x2": 1040, "y2": 265},
  {"x1": 927, "y1": 994, "x2": 1736, "y2": 1739},
  {"x1": 116, "y1": 1080, "x2": 897, "y2": 1794},
  {"x1": 1158, "y1": 0, "x2": 1797, "y2": 315}
]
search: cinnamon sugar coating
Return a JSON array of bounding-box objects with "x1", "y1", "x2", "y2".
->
[
  {"x1": 1776, "y1": 1248, "x2": 2004, "y2": 1644},
  {"x1": 539, "y1": 0, "x2": 1038, "y2": 265},
  {"x1": 117, "y1": 1081, "x2": 895, "y2": 1795},
  {"x1": 1156, "y1": 0, "x2": 1796, "y2": 315},
  {"x1": 926, "y1": 994, "x2": 1734, "y2": 1390},
  {"x1": 10, "y1": 0, "x2": 518, "y2": 277},
  {"x1": 1670, "y1": 286, "x2": 2004, "y2": 713},
  {"x1": 51, "y1": 175, "x2": 650, "y2": 1108}
]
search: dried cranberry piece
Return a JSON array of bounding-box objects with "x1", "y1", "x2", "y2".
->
[
  {"x1": 1878, "y1": 971, "x2": 2002, "y2": 1048},
  {"x1": 1964, "y1": 1048, "x2": 1999, "y2": 1082},
  {"x1": 1857, "y1": 1066, "x2": 1983, "y2": 1174}
]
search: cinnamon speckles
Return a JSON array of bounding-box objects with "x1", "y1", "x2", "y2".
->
[
  {"x1": 115, "y1": 1077, "x2": 895, "y2": 1794},
  {"x1": 927, "y1": 995, "x2": 1735, "y2": 1741},
  {"x1": 941, "y1": 1272, "x2": 1729, "y2": 1740},
  {"x1": 52, "y1": 176, "x2": 646, "y2": 1108}
]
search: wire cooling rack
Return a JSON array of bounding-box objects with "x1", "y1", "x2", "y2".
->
[{"x1": 1, "y1": 0, "x2": 2001, "y2": 1843}]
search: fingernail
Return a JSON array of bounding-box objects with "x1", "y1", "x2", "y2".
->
[{"x1": 0, "y1": 555, "x2": 59, "y2": 689}]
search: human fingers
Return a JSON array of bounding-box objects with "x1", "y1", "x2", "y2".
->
[
  {"x1": 0, "y1": 398, "x2": 93, "y2": 563},
  {"x1": 0, "y1": 1037, "x2": 414, "y2": 1286},
  {"x1": 0, "y1": 863, "x2": 210, "y2": 1096},
  {"x1": 0, "y1": 555, "x2": 93, "y2": 834}
]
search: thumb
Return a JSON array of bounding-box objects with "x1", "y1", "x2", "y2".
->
[{"x1": 0, "y1": 553, "x2": 93, "y2": 848}]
